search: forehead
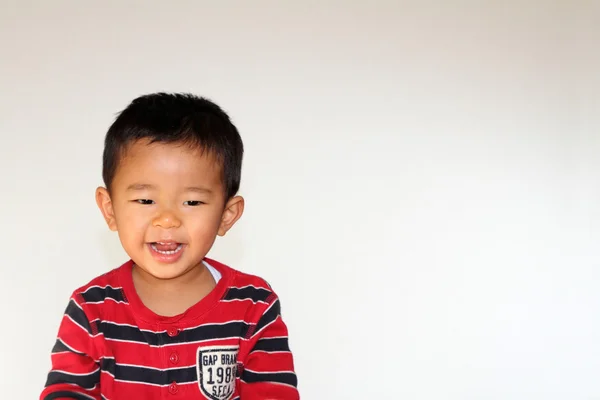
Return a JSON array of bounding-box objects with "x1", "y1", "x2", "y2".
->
[{"x1": 113, "y1": 140, "x2": 223, "y2": 188}]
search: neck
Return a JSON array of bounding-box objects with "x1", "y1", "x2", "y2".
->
[{"x1": 132, "y1": 262, "x2": 213, "y2": 294}]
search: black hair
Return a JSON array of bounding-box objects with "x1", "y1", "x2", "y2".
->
[{"x1": 102, "y1": 92, "x2": 243, "y2": 199}]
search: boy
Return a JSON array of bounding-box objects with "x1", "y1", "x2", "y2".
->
[{"x1": 40, "y1": 93, "x2": 299, "y2": 400}]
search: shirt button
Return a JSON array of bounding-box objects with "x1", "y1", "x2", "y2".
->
[
  {"x1": 168, "y1": 381, "x2": 178, "y2": 394},
  {"x1": 167, "y1": 328, "x2": 180, "y2": 337},
  {"x1": 169, "y1": 352, "x2": 179, "y2": 365}
]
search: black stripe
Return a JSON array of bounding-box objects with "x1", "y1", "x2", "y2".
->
[
  {"x1": 80, "y1": 286, "x2": 126, "y2": 303},
  {"x1": 52, "y1": 338, "x2": 70, "y2": 354},
  {"x1": 223, "y1": 286, "x2": 272, "y2": 303},
  {"x1": 51, "y1": 338, "x2": 85, "y2": 355},
  {"x1": 102, "y1": 358, "x2": 197, "y2": 385},
  {"x1": 242, "y1": 369, "x2": 297, "y2": 387},
  {"x1": 44, "y1": 391, "x2": 95, "y2": 400},
  {"x1": 65, "y1": 300, "x2": 92, "y2": 334},
  {"x1": 98, "y1": 320, "x2": 251, "y2": 346},
  {"x1": 251, "y1": 337, "x2": 290, "y2": 353},
  {"x1": 255, "y1": 299, "x2": 280, "y2": 333},
  {"x1": 45, "y1": 369, "x2": 99, "y2": 390}
]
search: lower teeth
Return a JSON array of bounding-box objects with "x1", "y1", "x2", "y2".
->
[{"x1": 151, "y1": 244, "x2": 181, "y2": 255}]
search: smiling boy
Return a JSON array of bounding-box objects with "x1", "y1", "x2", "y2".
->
[{"x1": 40, "y1": 93, "x2": 299, "y2": 400}]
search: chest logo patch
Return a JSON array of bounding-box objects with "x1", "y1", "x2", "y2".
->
[{"x1": 196, "y1": 345, "x2": 239, "y2": 400}]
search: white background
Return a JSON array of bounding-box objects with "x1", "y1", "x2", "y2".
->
[{"x1": 1, "y1": 1, "x2": 599, "y2": 399}]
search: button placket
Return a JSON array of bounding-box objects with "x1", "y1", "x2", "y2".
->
[{"x1": 160, "y1": 325, "x2": 181, "y2": 395}]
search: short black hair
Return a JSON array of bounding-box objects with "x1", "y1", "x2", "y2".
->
[{"x1": 102, "y1": 92, "x2": 243, "y2": 199}]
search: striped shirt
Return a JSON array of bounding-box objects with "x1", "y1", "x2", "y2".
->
[{"x1": 40, "y1": 258, "x2": 299, "y2": 400}]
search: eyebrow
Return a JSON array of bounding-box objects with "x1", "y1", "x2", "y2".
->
[
  {"x1": 126, "y1": 183, "x2": 155, "y2": 191},
  {"x1": 126, "y1": 183, "x2": 212, "y2": 194},
  {"x1": 184, "y1": 186, "x2": 213, "y2": 194}
]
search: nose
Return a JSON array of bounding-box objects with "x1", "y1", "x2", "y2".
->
[{"x1": 152, "y1": 209, "x2": 182, "y2": 229}]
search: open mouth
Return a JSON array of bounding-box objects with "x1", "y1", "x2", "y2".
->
[{"x1": 150, "y1": 242, "x2": 184, "y2": 255}]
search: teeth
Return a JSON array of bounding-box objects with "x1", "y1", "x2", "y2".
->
[{"x1": 151, "y1": 244, "x2": 183, "y2": 255}]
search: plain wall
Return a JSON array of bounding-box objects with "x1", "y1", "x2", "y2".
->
[{"x1": 1, "y1": 1, "x2": 599, "y2": 398}]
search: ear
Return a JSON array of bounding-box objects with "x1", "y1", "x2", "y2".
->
[
  {"x1": 218, "y1": 196, "x2": 245, "y2": 236},
  {"x1": 96, "y1": 187, "x2": 118, "y2": 231}
]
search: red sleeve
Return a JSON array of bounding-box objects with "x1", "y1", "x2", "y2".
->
[
  {"x1": 40, "y1": 292, "x2": 102, "y2": 400},
  {"x1": 240, "y1": 294, "x2": 299, "y2": 399}
]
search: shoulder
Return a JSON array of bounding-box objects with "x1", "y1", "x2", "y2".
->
[
  {"x1": 71, "y1": 261, "x2": 126, "y2": 296},
  {"x1": 206, "y1": 258, "x2": 286, "y2": 332},
  {"x1": 206, "y1": 258, "x2": 280, "y2": 309},
  {"x1": 67, "y1": 260, "x2": 130, "y2": 315},
  {"x1": 56, "y1": 260, "x2": 130, "y2": 330}
]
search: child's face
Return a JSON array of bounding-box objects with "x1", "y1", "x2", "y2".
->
[{"x1": 95, "y1": 140, "x2": 243, "y2": 280}]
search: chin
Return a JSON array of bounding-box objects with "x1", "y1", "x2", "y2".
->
[
  {"x1": 144, "y1": 255, "x2": 205, "y2": 279},
  {"x1": 140, "y1": 263, "x2": 191, "y2": 281}
]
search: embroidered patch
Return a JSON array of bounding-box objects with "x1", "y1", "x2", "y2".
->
[{"x1": 196, "y1": 346, "x2": 239, "y2": 400}]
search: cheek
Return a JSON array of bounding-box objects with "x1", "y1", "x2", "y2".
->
[
  {"x1": 114, "y1": 206, "x2": 151, "y2": 235},
  {"x1": 185, "y1": 210, "x2": 223, "y2": 235}
]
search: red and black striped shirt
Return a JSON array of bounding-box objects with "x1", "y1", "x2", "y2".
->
[{"x1": 40, "y1": 258, "x2": 299, "y2": 400}]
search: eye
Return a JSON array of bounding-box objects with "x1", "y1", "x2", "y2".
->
[
  {"x1": 135, "y1": 199, "x2": 154, "y2": 205},
  {"x1": 184, "y1": 200, "x2": 204, "y2": 206}
]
